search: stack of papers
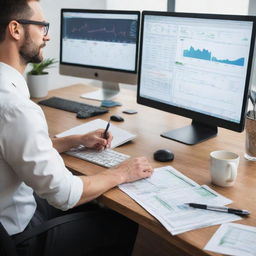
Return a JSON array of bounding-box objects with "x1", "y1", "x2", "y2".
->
[
  {"x1": 205, "y1": 223, "x2": 256, "y2": 256},
  {"x1": 119, "y1": 166, "x2": 241, "y2": 235},
  {"x1": 56, "y1": 118, "x2": 136, "y2": 148}
]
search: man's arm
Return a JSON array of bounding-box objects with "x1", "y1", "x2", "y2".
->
[
  {"x1": 76, "y1": 157, "x2": 152, "y2": 206},
  {"x1": 51, "y1": 135, "x2": 82, "y2": 153}
]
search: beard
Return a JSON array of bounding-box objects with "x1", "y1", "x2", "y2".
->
[{"x1": 19, "y1": 28, "x2": 45, "y2": 64}]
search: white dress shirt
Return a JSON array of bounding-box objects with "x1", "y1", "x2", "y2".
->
[{"x1": 0, "y1": 62, "x2": 83, "y2": 235}]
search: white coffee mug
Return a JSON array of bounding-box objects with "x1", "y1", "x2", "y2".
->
[{"x1": 210, "y1": 150, "x2": 240, "y2": 187}]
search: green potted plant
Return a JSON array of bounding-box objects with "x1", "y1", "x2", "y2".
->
[{"x1": 27, "y1": 58, "x2": 57, "y2": 98}]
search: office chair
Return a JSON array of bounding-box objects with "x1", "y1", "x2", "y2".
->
[
  {"x1": 0, "y1": 222, "x2": 17, "y2": 256},
  {"x1": 0, "y1": 212, "x2": 91, "y2": 256}
]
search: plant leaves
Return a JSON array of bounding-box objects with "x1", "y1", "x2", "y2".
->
[{"x1": 28, "y1": 58, "x2": 58, "y2": 75}]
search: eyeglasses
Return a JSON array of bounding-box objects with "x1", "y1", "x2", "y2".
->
[{"x1": 16, "y1": 19, "x2": 50, "y2": 36}]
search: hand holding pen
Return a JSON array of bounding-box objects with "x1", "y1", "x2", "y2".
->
[{"x1": 79, "y1": 122, "x2": 112, "y2": 150}]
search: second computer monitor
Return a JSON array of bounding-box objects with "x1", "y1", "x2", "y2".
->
[
  {"x1": 138, "y1": 11, "x2": 256, "y2": 145},
  {"x1": 59, "y1": 9, "x2": 140, "y2": 100}
]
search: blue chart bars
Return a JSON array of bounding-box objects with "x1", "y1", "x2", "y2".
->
[
  {"x1": 63, "y1": 18, "x2": 138, "y2": 44},
  {"x1": 183, "y1": 46, "x2": 245, "y2": 66}
]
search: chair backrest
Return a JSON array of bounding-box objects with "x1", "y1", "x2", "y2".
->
[{"x1": 0, "y1": 222, "x2": 17, "y2": 256}]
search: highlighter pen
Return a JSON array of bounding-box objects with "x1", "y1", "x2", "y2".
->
[{"x1": 185, "y1": 203, "x2": 250, "y2": 216}]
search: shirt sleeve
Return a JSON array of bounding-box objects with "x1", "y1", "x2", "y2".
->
[{"x1": 1, "y1": 103, "x2": 83, "y2": 210}]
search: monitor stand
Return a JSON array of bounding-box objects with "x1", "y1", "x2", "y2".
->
[
  {"x1": 161, "y1": 120, "x2": 217, "y2": 145},
  {"x1": 80, "y1": 82, "x2": 120, "y2": 101}
]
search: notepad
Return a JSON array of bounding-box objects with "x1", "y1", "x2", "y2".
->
[{"x1": 56, "y1": 119, "x2": 136, "y2": 148}]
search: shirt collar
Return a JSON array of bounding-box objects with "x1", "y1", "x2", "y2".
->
[{"x1": 0, "y1": 62, "x2": 30, "y2": 98}]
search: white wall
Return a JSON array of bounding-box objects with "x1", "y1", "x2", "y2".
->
[
  {"x1": 248, "y1": 0, "x2": 256, "y2": 14},
  {"x1": 175, "y1": 0, "x2": 249, "y2": 14},
  {"x1": 37, "y1": 0, "x2": 106, "y2": 89},
  {"x1": 106, "y1": 0, "x2": 167, "y2": 11}
]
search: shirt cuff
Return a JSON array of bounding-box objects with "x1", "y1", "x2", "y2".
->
[{"x1": 66, "y1": 175, "x2": 83, "y2": 210}]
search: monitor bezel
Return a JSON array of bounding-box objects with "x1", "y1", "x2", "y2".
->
[
  {"x1": 60, "y1": 8, "x2": 141, "y2": 74},
  {"x1": 137, "y1": 11, "x2": 256, "y2": 132}
]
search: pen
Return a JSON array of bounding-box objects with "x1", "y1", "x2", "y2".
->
[
  {"x1": 103, "y1": 121, "x2": 110, "y2": 139},
  {"x1": 185, "y1": 203, "x2": 250, "y2": 216}
]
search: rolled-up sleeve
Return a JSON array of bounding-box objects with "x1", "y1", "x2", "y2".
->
[{"x1": 1, "y1": 104, "x2": 83, "y2": 210}]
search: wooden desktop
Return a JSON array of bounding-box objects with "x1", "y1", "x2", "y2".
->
[{"x1": 36, "y1": 83, "x2": 256, "y2": 256}]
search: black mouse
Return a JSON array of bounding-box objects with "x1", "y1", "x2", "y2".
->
[
  {"x1": 153, "y1": 149, "x2": 174, "y2": 162},
  {"x1": 110, "y1": 115, "x2": 124, "y2": 122}
]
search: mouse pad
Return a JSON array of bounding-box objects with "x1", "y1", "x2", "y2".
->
[{"x1": 101, "y1": 100, "x2": 122, "y2": 107}]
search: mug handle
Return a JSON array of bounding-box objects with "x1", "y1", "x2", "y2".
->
[{"x1": 226, "y1": 162, "x2": 237, "y2": 182}]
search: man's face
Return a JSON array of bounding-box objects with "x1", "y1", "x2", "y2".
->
[
  {"x1": 19, "y1": 1, "x2": 49, "y2": 64},
  {"x1": 19, "y1": 27, "x2": 45, "y2": 64}
]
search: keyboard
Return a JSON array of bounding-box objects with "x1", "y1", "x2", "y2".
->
[
  {"x1": 66, "y1": 148, "x2": 130, "y2": 168},
  {"x1": 38, "y1": 97, "x2": 108, "y2": 118}
]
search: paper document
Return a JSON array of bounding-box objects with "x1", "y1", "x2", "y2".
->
[
  {"x1": 205, "y1": 223, "x2": 256, "y2": 256},
  {"x1": 56, "y1": 119, "x2": 136, "y2": 148},
  {"x1": 119, "y1": 166, "x2": 241, "y2": 235}
]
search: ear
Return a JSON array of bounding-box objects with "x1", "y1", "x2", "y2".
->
[{"x1": 7, "y1": 21, "x2": 23, "y2": 41}]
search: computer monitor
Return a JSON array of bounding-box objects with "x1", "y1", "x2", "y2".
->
[
  {"x1": 138, "y1": 11, "x2": 256, "y2": 145},
  {"x1": 59, "y1": 9, "x2": 140, "y2": 100}
]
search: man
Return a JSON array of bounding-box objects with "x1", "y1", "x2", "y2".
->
[{"x1": 0, "y1": 0, "x2": 153, "y2": 255}]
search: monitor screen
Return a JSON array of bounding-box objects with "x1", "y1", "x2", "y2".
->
[
  {"x1": 138, "y1": 11, "x2": 256, "y2": 145},
  {"x1": 59, "y1": 9, "x2": 140, "y2": 100}
]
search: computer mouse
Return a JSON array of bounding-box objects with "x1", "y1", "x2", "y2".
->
[
  {"x1": 153, "y1": 149, "x2": 174, "y2": 162},
  {"x1": 110, "y1": 115, "x2": 124, "y2": 122}
]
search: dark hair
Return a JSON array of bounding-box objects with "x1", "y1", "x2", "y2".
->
[{"x1": 0, "y1": 0, "x2": 39, "y2": 42}]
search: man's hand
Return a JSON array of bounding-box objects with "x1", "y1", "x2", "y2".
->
[
  {"x1": 76, "y1": 156, "x2": 153, "y2": 206},
  {"x1": 113, "y1": 156, "x2": 153, "y2": 183},
  {"x1": 80, "y1": 129, "x2": 113, "y2": 150},
  {"x1": 51, "y1": 129, "x2": 113, "y2": 153}
]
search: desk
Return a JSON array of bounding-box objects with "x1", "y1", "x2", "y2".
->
[{"x1": 37, "y1": 84, "x2": 256, "y2": 256}]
